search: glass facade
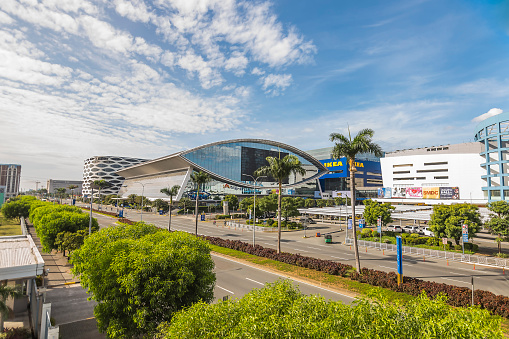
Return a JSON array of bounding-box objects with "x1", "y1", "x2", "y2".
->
[{"x1": 181, "y1": 141, "x2": 318, "y2": 187}]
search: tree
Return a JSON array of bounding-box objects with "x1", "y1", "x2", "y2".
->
[
  {"x1": 239, "y1": 197, "x2": 254, "y2": 214},
  {"x1": 294, "y1": 197, "x2": 305, "y2": 209},
  {"x1": 304, "y1": 199, "x2": 316, "y2": 208},
  {"x1": 330, "y1": 127, "x2": 383, "y2": 272},
  {"x1": 0, "y1": 284, "x2": 20, "y2": 320},
  {"x1": 281, "y1": 197, "x2": 300, "y2": 225},
  {"x1": 155, "y1": 280, "x2": 501, "y2": 339},
  {"x1": 334, "y1": 197, "x2": 351, "y2": 206},
  {"x1": 223, "y1": 194, "x2": 239, "y2": 213},
  {"x1": 127, "y1": 194, "x2": 137, "y2": 206},
  {"x1": 486, "y1": 201, "x2": 509, "y2": 254},
  {"x1": 325, "y1": 199, "x2": 335, "y2": 207},
  {"x1": 178, "y1": 197, "x2": 192, "y2": 213},
  {"x1": 71, "y1": 223, "x2": 216, "y2": 339},
  {"x1": 363, "y1": 199, "x2": 395, "y2": 227},
  {"x1": 160, "y1": 185, "x2": 180, "y2": 232},
  {"x1": 56, "y1": 187, "x2": 67, "y2": 204},
  {"x1": 92, "y1": 180, "x2": 110, "y2": 210},
  {"x1": 316, "y1": 199, "x2": 327, "y2": 208},
  {"x1": 55, "y1": 229, "x2": 88, "y2": 257},
  {"x1": 429, "y1": 204, "x2": 482, "y2": 245},
  {"x1": 258, "y1": 194, "x2": 278, "y2": 216},
  {"x1": 190, "y1": 171, "x2": 210, "y2": 236},
  {"x1": 255, "y1": 155, "x2": 306, "y2": 253},
  {"x1": 1, "y1": 196, "x2": 35, "y2": 220},
  {"x1": 68, "y1": 184, "x2": 78, "y2": 201}
]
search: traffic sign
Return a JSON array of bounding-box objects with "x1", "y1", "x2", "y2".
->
[
  {"x1": 347, "y1": 219, "x2": 352, "y2": 230},
  {"x1": 359, "y1": 219, "x2": 365, "y2": 228},
  {"x1": 462, "y1": 224, "x2": 469, "y2": 243},
  {"x1": 442, "y1": 237, "x2": 448, "y2": 245},
  {"x1": 377, "y1": 217, "x2": 382, "y2": 233}
]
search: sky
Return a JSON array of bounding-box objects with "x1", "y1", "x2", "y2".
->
[{"x1": 1, "y1": 0, "x2": 509, "y2": 190}]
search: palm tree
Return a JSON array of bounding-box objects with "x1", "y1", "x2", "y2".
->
[
  {"x1": 0, "y1": 284, "x2": 20, "y2": 325},
  {"x1": 330, "y1": 128, "x2": 383, "y2": 272},
  {"x1": 190, "y1": 171, "x2": 210, "y2": 236},
  {"x1": 254, "y1": 155, "x2": 306, "y2": 253},
  {"x1": 160, "y1": 185, "x2": 180, "y2": 232},
  {"x1": 68, "y1": 184, "x2": 78, "y2": 204},
  {"x1": 56, "y1": 187, "x2": 67, "y2": 204},
  {"x1": 92, "y1": 180, "x2": 110, "y2": 211}
]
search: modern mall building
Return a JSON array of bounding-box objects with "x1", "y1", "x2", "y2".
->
[
  {"x1": 378, "y1": 142, "x2": 485, "y2": 204},
  {"x1": 0, "y1": 164, "x2": 21, "y2": 199},
  {"x1": 306, "y1": 147, "x2": 383, "y2": 200},
  {"x1": 82, "y1": 156, "x2": 148, "y2": 198},
  {"x1": 46, "y1": 179, "x2": 83, "y2": 196},
  {"x1": 116, "y1": 139, "x2": 328, "y2": 201},
  {"x1": 474, "y1": 112, "x2": 509, "y2": 202}
]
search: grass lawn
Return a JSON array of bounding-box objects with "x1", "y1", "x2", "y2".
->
[{"x1": 0, "y1": 212, "x2": 22, "y2": 236}]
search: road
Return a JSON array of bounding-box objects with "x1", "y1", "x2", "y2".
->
[{"x1": 86, "y1": 204, "x2": 508, "y2": 297}]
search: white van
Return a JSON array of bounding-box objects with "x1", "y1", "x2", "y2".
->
[{"x1": 423, "y1": 227, "x2": 434, "y2": 237}]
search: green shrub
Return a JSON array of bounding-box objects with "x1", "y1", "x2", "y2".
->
[
  {"x1": 426, "y1": 237, "x2": 440, "y2": 247},
  {"x1": 360, "y1": 228, "x2": 372, "y2": 238},
  {"x1": 454, "y1": 245, "x2": 462, "y2": 250},
  {"x1": 267, "y1": 219, "x2": 274, "y2": 227}
]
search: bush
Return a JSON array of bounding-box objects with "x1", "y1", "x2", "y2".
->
[
  {"x1": 454, "y1": 245, "x2": 462, "y2": 250},
  {"x1": 267, "y1": 219, "x2": 274, "y2": 227},
  {"x1": 215, "y1": 214, "x2": 230, "y2": 220},
  {"x1": 464, "y1": 243, "x2": 479, "y2": 252},
  {"x1": 1, "y1": 327, "x2": 32, "y2": 339},
  {"x1": 426, "y1": 237, "x2": 440, "y2": 247},
  {"x1": 360, "y1": 228, "x2": 372, "y2": 238}
]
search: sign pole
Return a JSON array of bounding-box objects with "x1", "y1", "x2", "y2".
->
[
  {"x1": 377, "y1": 215, "x2": 382, "y2": 246},
  {"x1": 396, "y1": 236, "x2": 403, "y2": 286},
  {"x1": 471, "y1": 276, "x2": 474, "y2": 306}
]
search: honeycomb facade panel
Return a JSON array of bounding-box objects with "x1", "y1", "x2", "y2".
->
[{"x1": 82, "y1": 156, "x2": 149, "y2": 198}]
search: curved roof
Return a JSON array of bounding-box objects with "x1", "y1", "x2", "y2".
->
[{"x1": 116, "y1": 139, "x2": 328, "y2": 188}]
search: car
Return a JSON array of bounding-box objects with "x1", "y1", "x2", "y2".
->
[
  {"x1": 386, "y1": 225, "x2": 403, "y2": 233},
  {"x1": 403, "y1": 225, "x2": 420, "y2": 234},
  {"x1": 422, "y1": 227, "x2": 435, "y2": 237},
  {"x1": 299, "y1": 217, "x2": 316, "y2": 224}
]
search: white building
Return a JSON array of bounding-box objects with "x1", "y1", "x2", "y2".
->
[{"x1": 379, "y1": 142, "x2": 485, "y2": 204}]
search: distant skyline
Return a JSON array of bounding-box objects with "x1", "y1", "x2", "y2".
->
[{"x1": 1, "y1": 0, "x2": 509, "y2": 191}]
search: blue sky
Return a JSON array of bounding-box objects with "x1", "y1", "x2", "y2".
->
[{"x1": 1, "y1": 0, "x2": 508, "y2": 190}]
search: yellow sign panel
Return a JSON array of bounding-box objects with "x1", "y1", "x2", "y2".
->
[{"x1": 422, "y1": 187, "x2": 440, "y2": 199}]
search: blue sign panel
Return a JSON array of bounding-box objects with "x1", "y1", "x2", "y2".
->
[
  {"x1": 359, "y1": 219, "x2": 365, "y2": 228},
  {"x1": 347, "y1": 219, "x2": 352, "y2": 230},
  {"x1": 396, "y1": 236, "x2": 403, "y2": 275},
  {"x1": 200, "y1": 214, "x2": 205, "y2": 221},
  {"x1": 462, "y1": 224, "x2": 469, "y2": 243}
]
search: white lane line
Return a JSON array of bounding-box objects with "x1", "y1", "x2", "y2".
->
[
  {"x1": 378, "y1": 265, "x2": 394, "y2": 270},
  {"x1": 330, "y1": 256, "x2": 350, "y2": 260},
  {"x1": 246, "y1": 278, "x2": 264, "y2": 285},
  {"x1": 441, "y1": 277, "x2": 468, "y2": 284},
  {"x1": 213, "y1": 254, "x2": 355, "y2": 299},
  {"x1": 216, "y1": 285, "x2": 235, "y2": 294},
  {"x1": 293, "y1": 248, "x2": 309, "y2": 252},
  {"x1": 307, "y1": 246, "x2": 322, "y2": 250}
]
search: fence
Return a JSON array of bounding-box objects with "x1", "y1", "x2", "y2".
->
[
  {"x1": 224, "y1": 221, "x2": 278, "y2": 232},
  {"x1": 344, "y1": 238, "x2": 508, "y2": 268},
  {"x1": 28, "y1": 278, "x2": 40, "y2": 338}
]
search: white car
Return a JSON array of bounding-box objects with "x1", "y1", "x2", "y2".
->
[
  {"x1": 422, "y1": 227, "x2": 434, "y2": 237},
  {"x1": 403, "y1": 226, "x2": 420, "y2": 234},
  {"x1": 386, "y1": 225, "x2": 403, "y2": 233}
]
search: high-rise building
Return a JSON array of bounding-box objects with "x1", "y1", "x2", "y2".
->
[
  {"x1": 0, "y1": 164, "x2": 21, "y2": 199},
  {"x1": 82, "y1": 156, "x2": 148, "y2": 198},
  {"x1": 46, "y1": 179, "x2": 83, "y2": 195}
]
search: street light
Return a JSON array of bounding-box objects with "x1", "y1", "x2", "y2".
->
[
  {"x1": 243, "y1": 174, "x2": 267, "y2": 246},
  {"x1": 135, "y1": 182, "x2": 147, "y2": 222}
]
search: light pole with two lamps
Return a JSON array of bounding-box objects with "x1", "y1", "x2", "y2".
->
[
  {"x1": 135, "y1": 182, "x2": 148, "y2": 222},
  {"x1": 242, "y1": 174, "x2": 266, "y2": 246}
]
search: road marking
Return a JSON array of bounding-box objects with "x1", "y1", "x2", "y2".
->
[
  {"x1": 212, "y1": 254, "x2": 355, "y2": 300},
  {"x1": 246, "y1": 278, "x2": 264, "y2": 285},
  {"x1": 441, "y1": 277, "x2": 468, "y2": 284},
  {"x1": 293, "y1": 248, "x2": 309, "y2": 252},
  {"x1": 378, "y1": 265, "x2": 394, "y2": 270},
  {"x1": 216, "y1": 285, "x2": 235, "y2": 294},
  {"x1": 307, "y1": 246, "x2": 322, "y2": 250},
  {"x1": 330, "y1": 256, "x2": 350, "y2": 260}
]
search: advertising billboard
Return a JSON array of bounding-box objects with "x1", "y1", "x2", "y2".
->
[
  {"x1": 440, "y1": 187, "x2": 460, "y2": 199},
  {"x1": 422, "y1": 187, "x2": 440, "y2": 199},
  {"x1": 383, "y1": 188, "x2": 392, "y2": 198},
  {"x1": 392, "y1": 187, "x2": 406, "y2": 198},
  {"x1": 378, "y1": 188, "x2": 385, "y2": 198},
  {"x1": 405, "y1": 187, "x2": 422, "y2": 198}
]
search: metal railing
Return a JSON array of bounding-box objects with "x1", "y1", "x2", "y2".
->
[
  {"x1": 344, "y1": 238, "x2": 507, "y2": 268},
  {"x1": 224, "y1": 221, "x2": 278, "y2": 232}
]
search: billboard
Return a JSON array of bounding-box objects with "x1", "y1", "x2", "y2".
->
[
  {"x1": 378, "y1": 188, "x2": 385, "y2": 198},
  {"x1": 392, "y1": 187, "x2": 406, "y2": 198},
  {"x1": 405, "y1": 187, "x2": 422, "y2": 198},
  {"x1": 422, "y1": 187, "x2": 440, "y2": 199},
  {"x1": 383, "y1": 188, "x2": 392, "y2": 198},
  {"x1": 440, "y1": 187, "x2": 460, "y2": 200}
]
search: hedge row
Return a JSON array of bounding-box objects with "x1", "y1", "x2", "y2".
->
[
  {"x1": 204, "y1": 236, "x2": 352, "y2": 277},
  {"x1": 203, "y1": 236, "x2": 509, "y2": 318}
]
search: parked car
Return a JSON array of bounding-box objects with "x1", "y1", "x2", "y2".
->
[
  {"x1": 386, "y1": 225, "x2": 403, "y2": 233},
  {"x1": 402, "y1": 225, "x2": 420, "y2": 234},
  {"x1": 422, "y1": 227, "x2": 435, "y2": 237},
  {"x1": 299, "y1": 217, "x2": 316, "y2": 224}
]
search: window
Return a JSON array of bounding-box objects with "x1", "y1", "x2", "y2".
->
[
  {"x1": 415, "y1": 177, "x2": 426, "y2": 180},
  {"x1": 487, "y1": 124, "x2": 497, "y2": 135},
  {"x1": 424, "y1": 162, "x2": 448, "y2": 166},
  {"x1": 394, "y1": 177, "x2": 415, "y2": 181},
  {"x1": 393, "y1": 170, "x2": 410, "y2": 174},
  {"x1": 393, "y1": 164, "x2": 413, "y2": 168},
  {"x1": 434, "y1": 176, "x2": 449, "y2": 179},
  {"x1": 416, "y1": 169, "x2": 448, "y2": 173}
]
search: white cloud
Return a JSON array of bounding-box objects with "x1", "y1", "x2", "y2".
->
[
  {"x1": 472, "y1": 108, "x2": 503, "y2": 123},
  {"x1": 251, "y1": 67, "x2": 265, "y2": 75},
  {"x1": 114, "y1": 0, "x2": 151, "y2": 23},
  {"x1": 224, "y1": 51, "x2": 248, "y2": 76},
  {"x1": 0, "y1": 11, "x2": 14, "y2": 24},
  {"x1": 177, "y1": 50, "x2": 224, "y2": 88},
  {"x1": 262, "y1": 73, "x2": 292, "y2": 95}
]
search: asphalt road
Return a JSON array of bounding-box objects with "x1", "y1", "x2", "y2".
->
[{"x1": 103, "y1": 206, "x2": 509, "y2": 297}]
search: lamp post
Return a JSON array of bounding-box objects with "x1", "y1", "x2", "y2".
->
[
  {"x1": 135, "y1": 182, "x2": 147, "y2": 222},
  {"x1": 243, "y1": 174, "x2": 267, "y2": 246},
  {"x1": 88, "y1": 186, "x2": 94, "y2": 235}
]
